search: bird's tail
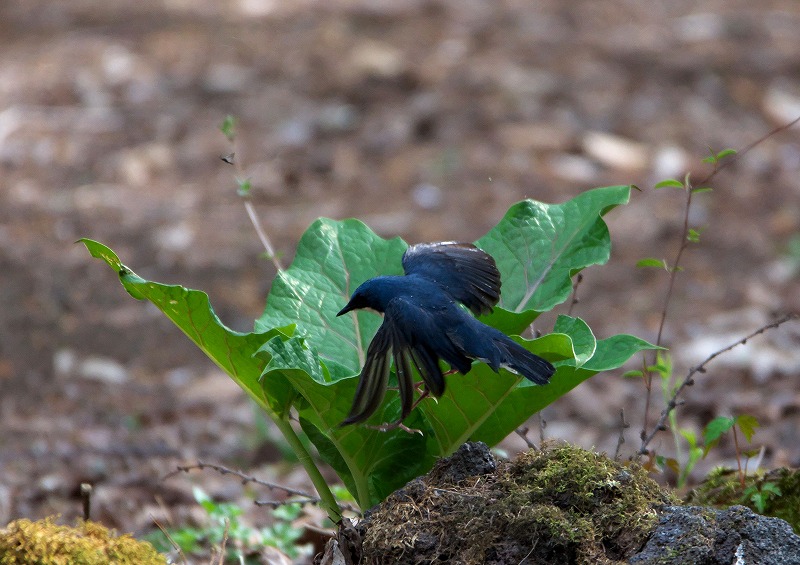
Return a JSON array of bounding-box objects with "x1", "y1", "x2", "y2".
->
[{"x1": 494, "y1": 338, "x2": 554, "y2": 385}]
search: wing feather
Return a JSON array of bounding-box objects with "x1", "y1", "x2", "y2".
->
[
  {"x1": 341, "y1": 323, "x2": 393, "y2": 425},
  {"x1": 402, "y1": 242, "x2": 501, "y2": 316}
]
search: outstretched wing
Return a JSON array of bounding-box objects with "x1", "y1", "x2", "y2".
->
[
  {"x1": 402, "y1": 242, "x2": 501, "y2": 316},
  {"x1": 341, "y1": 297, "x2": 449, "y2": 426}
]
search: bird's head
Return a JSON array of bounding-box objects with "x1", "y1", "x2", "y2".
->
[{"x1": 336, "y1": 277, "x2": 395, "y2": 316}]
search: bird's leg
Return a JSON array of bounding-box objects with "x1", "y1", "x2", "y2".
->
[
  {"x1": 368, "y1": 386, "x2": 436, "y2": 435},
  {"x1": 409, "y1": 387, "x2": 430, "y2": 411},
  {"x1": 368, "y1": 420, "x2": 424, "y2": 435}
]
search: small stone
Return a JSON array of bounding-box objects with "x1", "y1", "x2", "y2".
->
[
  {"x1": 763, "y1": 85, "x2": 800, "y2": 125},
  {"x1": 77, "y1": 356, "x2": 129, "y2": 384},
  {"x1": 203, "y1": 63, "x2": 252, "y2": 93},
  {"x1": 674, "y1": 13, "x2": 725, "y2": 42},
  {"x1": 318, "y1": 103, "x2": 360, "y2": 133},
  {"x1": 411, "y1": 183, "x2": 443, "y2": 210},
  {"x1": 583, "y1": 131, "x2": 649, "y2": 171},
  {"x1": 546, "y1": 153, "x2": 599, "y2": 183},
  {"x1": 53, "y1": 348, "x2": 77, "y2": 377},
  {"x1": 348, "y1": 40, "x2": 405, "y2": 80},
  {"x1": 154, "y1": 222, "x2": 194, "y2": 252},
  {"x1": 276, "y1": 118, "x2": 313, "y2": 147},
  {"x1": 652, "y1": 145, "x2": 688, "y2": 180}
]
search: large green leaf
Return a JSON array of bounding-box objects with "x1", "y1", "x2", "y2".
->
[
  {"x1": 79, "y1": 239, "x2": 293, "y2": 416},
  {"x1": 477, "y1": 185, "x2": 631, "y2": 321},
  {"x1": 255, "y1": 218, "x2": 407, "y2": 375}
]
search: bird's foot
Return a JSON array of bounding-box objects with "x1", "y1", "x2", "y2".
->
[{"x1": 368, "y1": 421, "x2": 423, "y2": 435}]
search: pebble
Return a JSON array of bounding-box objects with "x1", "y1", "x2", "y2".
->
[
  {"x1": 763, "y1": 85, "x2": 800, "y2": 125},
  {"x1": 154, "y1": 222, "x2": 194, "y2": 252},
  {"x1": 674, "y1": 13, "x2": 726, "y2": 42},
  {"x1": 77, "y1": 356, "x2": 129, "y2": 384},
  {"x1": 348, "y1": 40, "x2": 405, "y2": 80},
  {"x1": 582, "y1": 131, "x2": 649, "y2": 171},
  {"x1": 652, "y1": 145, "x2": 689, "y2": 180},
  {"x1": 545, "y1": 153, "x2": 599, "y2": 183},
  {"x1": 203, "y1": 63, "x2": 253, "y2": 93},
  {"x1": 411, "y1": 182, "x2": 443, "y2": 210}
]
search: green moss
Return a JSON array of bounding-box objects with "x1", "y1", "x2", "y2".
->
[
  {"x1": 360, "y1": 442, "x2": 676, "y2": 564},
  {"x1": 688, "y1": 466, "x2": 800, "y2": 534},
  {"x1": 0, "y1": 517, "x2": 166, "y2": 565}
]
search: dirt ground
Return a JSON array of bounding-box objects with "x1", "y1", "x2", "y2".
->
[{"x1": 1, "y1": 0, "x2": 799, "y2": 559}]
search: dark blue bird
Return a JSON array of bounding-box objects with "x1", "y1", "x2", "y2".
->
[{"x1": 337, "y1": 242, "x2": 555, "y2": 426}]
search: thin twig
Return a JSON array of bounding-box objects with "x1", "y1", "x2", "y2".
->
[
  {"x1": 614, "y1": 409, "x2": 629, "y2": 461},
  {"x1": 221, "y1": 125, "x2": 285, "y2": 272},
  {"x1": 639, "y1": 313, "x2": 798, "y2": 455},
  {"x1": 216, "y1": 519, "x2": 230, "y2": 565},
  {"x1": 152, "y1": 516, "x2": 187, "y2": 564},
  {"x1": 244, "y1": 199, "x2": 283, "y2": 271},
  {"x1": 640, "y1": 186, "x2": 693, "y2": 445},
  {"x1": 638, "y1": 114, "x2": 800, "y2": 451},
  {"x1": 695, "y1": 114, "x2": 800, "y2": 187},
  {"x1": 567, "y1": 274, "x2": 583, "y2": 316},
  {"x1": 537, "y1": 412, "x2": 547, "y2": 445},
  {"x1": 164, "y1": 461, "x2": 318, "y2": 503},
  {"x1": 515, "y1": 426, "x2": 537, "y2": 450}
]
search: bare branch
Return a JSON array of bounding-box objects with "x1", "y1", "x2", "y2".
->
[
  {"x1": 614, "y1": 409, "x2": 629, "y2": 461},
  {"x1": 567, "y1": 274, "x2": 583, "y2": 316},
  {"x1": 515, "y1": 426, "x2": 537, "y2": 450},
  {"x1": 639, "y1": 313, "x2": 798, "y2": 456},
  {"x1": 164, "y1": 461, "x2": 318, "y2": 503}
]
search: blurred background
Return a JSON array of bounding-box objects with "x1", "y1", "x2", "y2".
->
[{"x1": 1, "y1": 0, "x2": 799, "y2": 549}]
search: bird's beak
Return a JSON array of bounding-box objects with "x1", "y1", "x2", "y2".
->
[{"x1": 336, "y1": 303, "x2": 354, "y2": 317}]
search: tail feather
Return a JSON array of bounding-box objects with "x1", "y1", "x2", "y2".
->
[{"x1": 494, "y1": 338, "x2": 554, "y2": 385}]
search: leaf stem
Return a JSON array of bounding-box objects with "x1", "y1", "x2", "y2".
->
[{"x1": 271, "y1": 416, "x2": 343, "y2": 523}]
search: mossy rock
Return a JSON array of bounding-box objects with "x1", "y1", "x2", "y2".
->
[
  {"x1": 687, "y1": 466, "x2": 800, "y2": 534},
  {"x1": 0, "y1": 517, "x2": 166, "y2": 565},
  {"x1": 356, "y1": 441, "x2": 677, "y2": 565}
]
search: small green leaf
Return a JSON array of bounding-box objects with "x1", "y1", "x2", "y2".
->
[
  {"x1": 679, "y1": 428, "x2": 698, "y2": 448},
  {"x1": 636, "y1": 258, "x2": 667, "y2": 269},
  {"x1": 716, "y1": 148, "x2": 737, "y2": 160},
  {"x1": 687, "y1": 229, "x2": 701, "y2": 243},
  {"x1": 650, "y1": 351, "x2": 673, "y2": 380},
  {"x1": 703, "y1": 416, "x2": 735, "y2": 453},
  {"x1": 654, "y1": 179, "x2": 684, "y2": 189},
  {"x1": 220, "y1": 114, "x2": 237, "y2": 141},
  {"x1": 237, "y1": 178, "x2": 252, "y2": 197},
  {"x1": 692, "y1": 187, "x2": 714, "y2": 194},
  {"x1": 735, "y1": 414, "x2": 760, "y2": 442},
  {"x1": 622, "y1": 370, "x2": 643, "y2": 378}
]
